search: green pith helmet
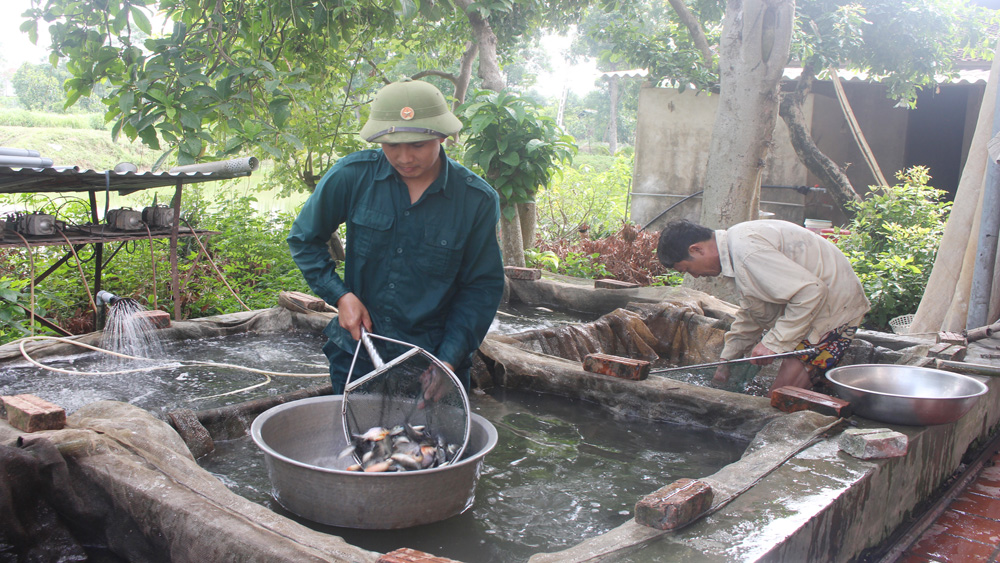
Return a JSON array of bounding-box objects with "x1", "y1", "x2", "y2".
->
[{"x1": 359, "y1": 78, "x2": 463, "y2": 143}]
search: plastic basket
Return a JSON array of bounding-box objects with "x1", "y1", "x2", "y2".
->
[{"x1": 889, "y1": 314, "x2": 914, "y2": 335}]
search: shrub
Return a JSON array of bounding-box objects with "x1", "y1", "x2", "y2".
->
[
  {"x1": 531, "y1": 222, "x2": 666, "y2": 284},
  {"x1": 835, "y1": 166, "x2": 951, "y2": 330}
]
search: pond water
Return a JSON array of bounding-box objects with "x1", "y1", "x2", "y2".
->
[
  {"x1": 201, "y1": 388, "x2": 747, "y2": 563},
  {"x1": 0, "y1": 303, "x2": 595, "y2": 416},
  {"x1": 0, "y1": 304, "x2": 749, "y2": 562}
]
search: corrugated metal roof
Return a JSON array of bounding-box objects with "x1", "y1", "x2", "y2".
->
[
  {"x1": 0, "y1": 166, "x2": 252, "y2": 195},
  {"x1": 782, "y1": 67, "x2": 990, "y2": 86}
]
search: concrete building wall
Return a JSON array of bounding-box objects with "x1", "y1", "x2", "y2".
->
[{"x1": 632, "y1": 85, "x2": 809, "y2": 232}]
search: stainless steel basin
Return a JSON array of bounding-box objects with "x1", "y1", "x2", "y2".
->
[
  {"x1": 825, "y1": 364, "x2": 988, "y2": 426},
  {"x1": 250, "y1": 395, "x2": 498, "y2": 529}
]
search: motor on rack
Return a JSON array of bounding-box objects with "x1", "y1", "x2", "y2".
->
[
  {"x1": 6, "y1": 212, "x2": 63, "y2": 236},
  {"x1": 106, "y1": 208, "x2": 143, "y2": 231}
]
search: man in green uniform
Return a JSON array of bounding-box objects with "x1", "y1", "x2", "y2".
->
[{"x1": 287, "y1": 79, "x2": 505, "y2": 393}]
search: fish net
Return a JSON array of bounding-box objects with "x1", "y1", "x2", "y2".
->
[{"x1": 341, "y1": 331, "x2": 470, "y2": 466}]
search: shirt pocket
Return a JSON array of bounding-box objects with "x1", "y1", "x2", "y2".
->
[
  {"x1": 349, "y1": 206, "x2": 394, "y2": 258},
  {"x1": 419, "y1": 225, "x2": 467, "y2": 279}
]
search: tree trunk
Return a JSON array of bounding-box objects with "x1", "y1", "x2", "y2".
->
[
  {"x1": 453, "y1": 41, "x2": 478, "y2": 107},
  {"x1": 692, "y1": 0, "x2": 794, "y2": 301},
  {"x1": 606, "y1": 74, "x2": 620, "y2": 155},
  {"x1": 517, "y1": 202, "x2": 536, "y2": 249},
  {"x1": 500, "y1": 210, "x2": 526, "y2": 267},
  {"x1": 778, "y1": 65, "x2": 862, "y2": 214},
  {"x1": 699, "y1": 0, "x2": 794, "y2": 230},
  {"x1": 454, "y1": 0, "x2": 505, "y2": 91}
]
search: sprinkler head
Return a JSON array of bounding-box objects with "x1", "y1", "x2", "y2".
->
[{"x1": 96, "y1": 290, "x2": 122, "y2": 306}]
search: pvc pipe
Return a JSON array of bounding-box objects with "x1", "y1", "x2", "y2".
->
[
  {"x1": 168, "y1": 157, "x2": 259, "y2": 175},
  {"x1": 0, "y1": 147, "x2": 41, "y2": 157},
  {"x1": 968, "y1": 124, "x2": 1000, "y2": 329},
  {"x1": 0, "y1": 155, "x2": 54, "y2": 167}
]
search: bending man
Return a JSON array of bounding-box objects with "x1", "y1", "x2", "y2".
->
[
  {"x1": 656, "y1": 219, "x2": 870, "y2": 395},
  {"x1": 287, "y1": 79, "x2": 505, "y2": 394}
]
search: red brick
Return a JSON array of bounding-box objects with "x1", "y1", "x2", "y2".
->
[
  {"x1": 134, "y1": 309, "x2": 171, "y2": 329},
  {"x1": 280, "y1": 290, "x2": 331, "y2": 312},
  {"x1": 770, "y1": 386, "x2": 853, "y2": 418},
  {"x1": 503, "y1": 266, "x2": 541, "y2": 280},
  {"x1": 839, "y1": 428, "x2": 908, "y2": 459},
  {"x1": 937, "y1": 331, "x2": 967, "y2": 346},
  {"x1": 949, "y1": 491, "x2": 1000, "y2": 521},
  {"x1": 582, "y1": 353, "x2": 650, "y2": 381},
  {"x1": 1, "y1": 395, "x2": 66, "y2": 432},
  {"x1": 935, "y1": 509, "x2": 1000, "y2": 544},
  {"x1": 377, "y1": 548, "x2": 465, "y2": 563},
  {"x1": 635, "y1": 478, "x2": 713, "y2": 530},
  {"x1": 909, "y1": 528, "x2": 997, "y2": 562},
  {"x1": 929, "y1": 344, "x2": 967, "y2": 361},
  {"x1": 594, "y1": 279, "x2": 640, "y2": 289}
]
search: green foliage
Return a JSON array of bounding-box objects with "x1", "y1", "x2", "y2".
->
[
  {"x1": 535, "y1": 152, "x2": 632, "y2": 240},
  {"x1": 835, "y1": 166, "x2": 951, "y2": 330},
  {"x1": 0, "y1": 109, "x2": 105, "y2": 130},
  {"x1": 12, "y1": 62, "x2": 66, "y2": 112},
  {"x1": 0, "y1": 277, "x2": 64, "y2": 341},
  {"x1": 791, "y1": 0, "x2": 999, "y2": 107},
  {"x1": 457, "y1": 89, "x2": 576, "y2": 219},
  {"x1": 525, "y1": 247, "x2": 609, "y2": 279}
]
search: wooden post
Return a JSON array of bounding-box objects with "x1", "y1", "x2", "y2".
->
[
  {"x1": 88, "y1": 189, "x2": 104, "y2": 329},
  {"x1": 171, "y1": 180, "x2": 183, "y2": 320}
]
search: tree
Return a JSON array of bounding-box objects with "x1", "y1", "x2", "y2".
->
[
  {"x1": 12, "y1": 62, "x2": 65, "y2": 112},
  {"x1": 458, "y1": 90, "x2": 577, "y2": 265},
  {"x1": 24, "y1": 0, "x2": 583, "y2": 268}
]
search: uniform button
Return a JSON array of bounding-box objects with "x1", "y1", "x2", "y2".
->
[
  {"x1": 384, "y1": 317, "x2": 391, "y2": 323},
  {"x1": 404, "y1": 211, "x2": 410, "y2": 216},
  {"x1": 396, "y1": 248, "x2": 403, "y2": 254},
  {"x1": 466, "y1": 177, "x2": 474, "y2": 184},
  {"x1": 388, "y1": 283, "x2": 395, "y2": 289},
  {"x1": 440, "y1": 240, "x2": 447, "y2": 246}
]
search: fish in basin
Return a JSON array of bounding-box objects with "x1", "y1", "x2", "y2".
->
[{"x1": 341, "y1": 424, "x2": 459, "y2": 472}]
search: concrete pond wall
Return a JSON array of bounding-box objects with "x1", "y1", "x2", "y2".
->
[{"x1": 1, "y1": 274, "x2": 998, "y2": 562}]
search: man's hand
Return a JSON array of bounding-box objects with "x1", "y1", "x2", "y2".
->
[
  {"x1": 418, "y1": 362, "x2": 453, "y2": 408},
  {"x1": 750, "y1": 342, "x2": 778, "y2": 365},
  {"x1": 336, "y1": 292, "x2": 372, "y2": 340},
  {"x1": 712, "y1": 364, "x2": 731, "y2": 387}
]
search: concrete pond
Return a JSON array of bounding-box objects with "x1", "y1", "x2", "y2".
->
[{"x1": 1, "y1": 272, "x2": 998, "y2": 562}]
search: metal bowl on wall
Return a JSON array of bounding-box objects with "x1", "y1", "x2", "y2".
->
[
  {"x1": 826, "y1": 364, "x2": 989, "y2": 426},
  {"x1": 251, "y1": 395, "x2": 498, "y2": 529}
]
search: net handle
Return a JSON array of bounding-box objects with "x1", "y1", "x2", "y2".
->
[{"x1": 360, "y1": 327, "x2": 384, "y2": 368}]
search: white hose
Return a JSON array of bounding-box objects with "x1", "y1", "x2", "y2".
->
[{"x1": 15, "y1": 335, "x2": 329, "y2": 402}]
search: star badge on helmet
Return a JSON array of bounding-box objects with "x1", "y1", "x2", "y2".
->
[{"x1": 400, "y1": 107, "x2": 415, "y2": 120}]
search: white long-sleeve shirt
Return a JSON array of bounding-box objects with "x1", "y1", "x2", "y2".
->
[{"x1": 717, "y1": 220, "x2": 871, "y2": 360}]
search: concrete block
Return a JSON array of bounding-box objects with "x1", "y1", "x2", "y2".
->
[
  {"x1": 378, "y1": 548, "x2": 465, "y2": 563},
  {"x1": 937, "y1": 331, "x2": 967, "y2": 346},
  {"x1": 1, "y1": 395, "x2": 66, "y2": 432},
  {"x1": 504, "y1": 266, "x2": 541, "y2": 280},
  {"x1": 839, "y1": 428, "x2": 909, "y2": 459},
  {"x1": 770, "y1": 386, "x2": 852, "y2": 418},
  {"x1": 134, "y1": 309, "x2": 171, "y2": 329},
  {"x1": 635, "y1": 478, "x2": 714, "y2": 530},
  {"x1": 594, "y1": 279, "x2": 640, "y2": 289},
  {"x1": 583, "y1": 353, "x2": 650, "y2": 381}
]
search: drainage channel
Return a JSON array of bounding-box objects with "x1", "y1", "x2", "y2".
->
[{"x1": 870, "y1": 426, "x2": 1000, "y2": 562}]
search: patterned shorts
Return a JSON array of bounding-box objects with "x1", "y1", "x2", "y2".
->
[{"x1": 794, "y1": 323, "x2": 859, "y2": 386}]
